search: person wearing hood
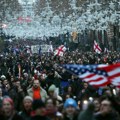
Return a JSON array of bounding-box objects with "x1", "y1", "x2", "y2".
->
[{"x1": 63, "y1": 98, "x2": 78, "y2": 120}]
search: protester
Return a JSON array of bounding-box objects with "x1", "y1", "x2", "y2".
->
[
  {"x1": 0, "y1": 87, "x2": 3, "y2": 100},
  {"x1": 64, "y1": 85, "x2": 74, "y2": 99},
  {"x1": 63, "y1": 98, "x2": 78, "y2": 120},
  {"x1": 2, "y1": 97, "x2": 24, "y2": 120},
  {"x1": 0, "y1": 98, "x2": 4, "y2": 119},
  {"x1": 27, "y1": 80, "x2": 48, "y2": 102},
  {"x1": 6, "y1": 79, "x2": 25, "y2": 111},
  {"x1": 45, "y1": 98, "x2": 63, "y2": 120},
  {"x1": 93, "y1": 98, "x2": 100, "y2": 113},
  {"x1": 31, "y1": 99, "x2": 50, "y2": 120},
  {"x1": 48, "y1": 84, "x2": 62, "y2": 102},
  {"x1": 77, "y1": 82, "x2": 93, "y2": 101},
  {"x1": 95, "y1": 98, "x2": 120, "y2": 120},
  {"x1": 78, "y1": 103, "x2": 95, "y2": 120},
  {"x1": 19, "y1": 96, "x2": 33, "y2": 120}
]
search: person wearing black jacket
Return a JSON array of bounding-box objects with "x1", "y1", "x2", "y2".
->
[
  {"x1": 19, "y1": 96, "x2": 33, "y2": 120},
  {"x1": 2, "y1": 97, "x2": 24, "y2": 120},
  {"x1": 30, "y1": 99, "x2": 50, "y2": 120},
  {"x1": 95, "y1": 98, "x2": 120, "y2": 120}
]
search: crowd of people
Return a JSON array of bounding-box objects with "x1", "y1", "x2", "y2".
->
[{"x1": 0, "y1": 44, "x2": 120, "y2": 120}]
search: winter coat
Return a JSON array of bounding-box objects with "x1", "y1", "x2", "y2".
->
[
  {"x1": 19, "y1": 111, "x2": 31, "y2": 120},
  {"x1": 45, "y1": 108, "x2": 63, "y2": 120},
  {"x1": 77, "y1": 88, "x2": 91, "y2": 100},
  {"x1": 30, "y1": 115, "x2": 50, "y2": 120},
  {"x1": 63, "y1": 112, "x2": 78, "y2": 120},
  {"x1": 1, "y1": 113, "x2": 24, "y2": 120},
  {"x1": 8, "y1": 87, "x2": 25, "y2": 111},
  {"x1": 78, "y1": 103, "x2": 95, "y2": 120},
  {"x1": 27, "y1": 87, "x2": 48, "y2": 102},
  {"x1": 63, "y1": 115, "x2": 78, "y2": 120},
  {"x1": 95, "y1": 111, "x2": 120, "y2": 120}
]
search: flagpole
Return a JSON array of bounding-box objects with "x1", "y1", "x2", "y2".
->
[{"x1": 18, "y1": 64, "x2": 21, "y2": 79}]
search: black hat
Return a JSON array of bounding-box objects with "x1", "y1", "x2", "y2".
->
[{"x1": 32, "y1": 99, "x2": 45, "y2": 110}]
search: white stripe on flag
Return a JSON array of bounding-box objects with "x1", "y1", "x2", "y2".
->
[
  {"x1": 79, "y1": 72, "x2": 91, "y2": 78},
  {"x1": 83, "y1": 75, "x2": 103, "y2": 82},
  {"x1": 108, "y1": 68, "x2": 120, "y2": 76},
  {"x1": 89, "y1": 78, "x2": 107, "y2": 85}
]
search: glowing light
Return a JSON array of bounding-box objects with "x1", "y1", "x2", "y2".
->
[{"x1": 2, "y1": 24, "x2": 7, "y2": 28}]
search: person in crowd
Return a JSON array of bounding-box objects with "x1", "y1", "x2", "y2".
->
[
  {"x1": 0, "y1": 87, "x2": 3, "y2": 100},
  {"x1": 64, "y1": 85, "x2": 74, "y2": 99},
  {"x1": 45, "y1": 98, "x2": 63, "y2": 120},
  {"x1": 19, "y1": 96, "x2": 33, "y2": 120},
  {"x1": 77, "y1": 82, "x2": 92, "y2": 100},
  {"x1": 2, "y1": 97, "x2": 24, "y2": 120},
  {"x1": 31, "y1": 99, "x2": 50, "y2": 120},
  {"x1": 27, "y1": 80, "x2": 48, "y2": 102},
  {"x1": 0, "y1": 98, "x2": 4, "y2": 118},
  {"x1": 63, "y1": 94, "x2": 73, "y2": 101},
  {"x1": 63, "y1": 98, "x2": 78, "y2": 120},
  {"x1": 95, "y1": 98, "x2": 120, "y2": 120},
  {"x1": 102, "y1": 87, "x2": 113, "y2": 96},
  {"x1": 6, "y1": 79, "x2": 25, "y2": 111},
  {"x1": 102, "y1": 87, "x2": 120, "y2": 114},
  {"x1": 93, "y1": 98, "x2": 100, "y2": 113},
  {"x1": 78, "y1": 103, "x2": 95, "y2": 120},
  {"x1": 2, "y1": 79, "x2": 8, "y2": 89},
  {"x1": 48, "y1": 84, "x2": 62, "y2": 102}
]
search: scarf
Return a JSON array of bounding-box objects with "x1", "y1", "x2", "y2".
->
[
  {"x1": 33, "y1": 87, "x2": 41, "y2": 100},
  {"x1": 45, "y1": 108, "x2": 57, "y2": 119}
]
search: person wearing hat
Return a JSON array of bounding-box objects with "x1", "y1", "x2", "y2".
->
[
  {"x1": 19, "y1": 96, "x2": 33, "y2": 120},
  {"x1": 48, "y1": 84, "x2": 62, "y2": 102},
  {"x1": 63, "y1": 98, "x2": 78, "y2": 120},
  {"x1": 1, "y1": 75, "x2": 6, "y2": 80},
  {"x1": 31, "y1": 99, "x2": 50, "y2": 120}
]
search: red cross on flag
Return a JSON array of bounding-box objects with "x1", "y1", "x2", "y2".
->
[
  {"x1": 54, "y1": 45, "x2": 66, "y2": 56},
  {"x1": 94, "y1": 41, "x2": 102, "y2": 54}
]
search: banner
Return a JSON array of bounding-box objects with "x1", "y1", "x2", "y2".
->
[
  {"x1": 31, "y1": 45, "x2": 40, "y2": 54},
  {"x1": 31, "y1": 45, "x2": 53, "y2": 53}
]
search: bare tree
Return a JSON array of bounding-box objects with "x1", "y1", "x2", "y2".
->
[
  {"x1": 0, "y1": 0, "x2": 22, "y2": 21},
  {"x1": 34, "y1": 0, "x2": 88, "y2": 16}
]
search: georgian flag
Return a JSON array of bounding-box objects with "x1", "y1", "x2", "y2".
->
[
  {"x1": 54, "y1": 45, "x2": 66, "y2": 56},
  {"x1": 94, "y1": 41, "x2": 102, "y2": 54}
]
